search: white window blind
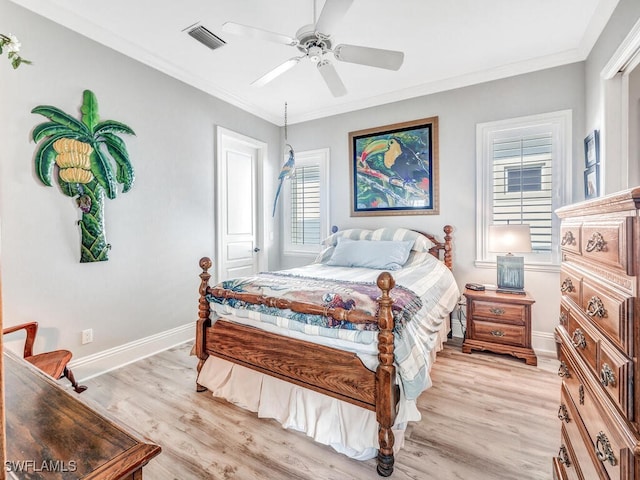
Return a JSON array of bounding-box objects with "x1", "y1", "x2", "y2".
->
[
  {"x1": 492, "y1": 134, "x2": 553, "y2": 253},
  {"x1": 283, "y1": 148, "x2": 330, "y2": 255},
  {"x1": 290, "y1": 164, "x2": 321, "y2": 246}
]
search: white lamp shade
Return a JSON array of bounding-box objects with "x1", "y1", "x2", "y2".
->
[{"x1": 489, "y1": 224, "x2": 532, "y2": 254}]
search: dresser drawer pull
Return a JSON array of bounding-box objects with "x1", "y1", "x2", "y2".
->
[
  {"x1": 595, "y1": 432, "x2": 617, "y2": 467},
  {"x1": 559, "y1": 311, "x2": 567, "y2": 326},
  {"x1": 557, "y1": 445, "x2": 571, "y2": 467},
  {"x1": 579, "y1": 385, "x2": 584, "y2": 405},
  {"x1": 571, "y1": 329, "x2": 587, "y2": 350},
  {"x1": 489, "y1": 307, "x2": 505, "y2": 315},
  {"x1": 600, "y1": 363, "x2": 616, "y2": 388},
  {"x1": 557, "y1": 404, "x2": 570, "y2": 423},
  {"x1": 558, "y1": 361, "x2": 570, "y2": 378},
  {"x1": 490, "y1": 330, "x2": 505, "y2": 337},
  {"x1": 585, "y1": 232, "x2": 606, "y2": 252},
  {"x1": 586, "y1": 296, "x2": 607, "y2": 318},
  {"x1": 560, "y1": 278, "x2": 576, "y2": 294},
  {"x1": 561, "y1": 231, "x2": 576, "y2": 246}
]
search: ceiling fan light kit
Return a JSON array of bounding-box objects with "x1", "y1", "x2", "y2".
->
[{"x1": 222, "y1": 0, "x2": 405, "y2": 97}]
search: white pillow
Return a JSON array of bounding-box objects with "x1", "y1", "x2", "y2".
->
[
  {"x1": 370, "y1": 227, "x2": 436, "y2": 252},
  {"x1": 326, "y1": 237, "x2": 415, "y2": 270}
]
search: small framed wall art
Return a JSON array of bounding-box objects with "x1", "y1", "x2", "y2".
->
[
  {"x1": 584, "y1": 130, "x2": 599, "y2": 167},
  {"x1": 584, "y1": 164, "x2": 600, "y2": 200}
]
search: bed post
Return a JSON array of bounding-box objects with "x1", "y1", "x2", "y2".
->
[
  {"x1": 376, "y1": 272, "x2": 397, "y2": 477},
  {"x1": 443, "y1": 225, "x2": 453, "y2": 270},
  {"x1": 196, "y1": 257, "x2": 213, "y2": 393}
]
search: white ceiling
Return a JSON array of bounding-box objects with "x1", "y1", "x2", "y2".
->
[{"x1": 11, "y1": 0, "x2": 619, "y2": 125}]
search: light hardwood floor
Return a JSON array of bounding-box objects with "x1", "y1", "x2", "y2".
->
[{"x1": 78, "y1": 339, "x2": 561, "y2": 480}]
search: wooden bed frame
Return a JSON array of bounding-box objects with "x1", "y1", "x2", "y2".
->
[{"x1": 195, "y1": 225, "x2": 453, "y2": 477}]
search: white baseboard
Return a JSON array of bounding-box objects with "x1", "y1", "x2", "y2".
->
[{"x1": 68, "y1": 322, "x2": 195, "y2": 382}]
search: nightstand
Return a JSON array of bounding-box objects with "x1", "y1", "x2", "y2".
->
[{"x1": 461, "y1": 288, "x2": 537, "y2": 366}]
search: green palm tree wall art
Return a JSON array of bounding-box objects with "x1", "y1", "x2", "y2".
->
[{"x1": 31, "y1": 90, "x2": 135, "y2": 263}]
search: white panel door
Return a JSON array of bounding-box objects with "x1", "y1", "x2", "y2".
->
[{"x1": 216, "y1": 128, "x2": 264, "y2": 282}]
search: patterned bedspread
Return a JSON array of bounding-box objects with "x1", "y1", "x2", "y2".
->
[
  {"x1": 207, "y1": 251, "x2": 460, "y2": 400},
  {"x1": 208, "y1": 272, "x2": 422, "y2": 332}
]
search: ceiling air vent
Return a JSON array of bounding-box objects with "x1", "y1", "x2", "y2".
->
[{"x1": 184, "y1": 23, "x2": 226, "y2": 50}]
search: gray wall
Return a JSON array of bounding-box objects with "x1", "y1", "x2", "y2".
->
[{"x1": 0, "y1": 0, "x2": 280, "y2": 358}]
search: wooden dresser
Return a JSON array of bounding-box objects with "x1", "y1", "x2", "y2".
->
[
  {"x1": 553, "y1": 187, "x2": 640, "y2": 479},
  {"x1": 5, "y1": 351, "x2": 161, "y2": 479}
]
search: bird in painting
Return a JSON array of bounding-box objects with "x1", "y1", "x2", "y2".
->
[
  {"x1": 272, "y1": 144, "x2": 295, "y2": 217},
  {"x1": 360, "y1": 137, "x2": 429, "y2": 187}
]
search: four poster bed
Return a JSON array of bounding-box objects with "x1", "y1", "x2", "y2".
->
[{"x1": 194, "y1": 226, "x2": 458, "y2": 476}]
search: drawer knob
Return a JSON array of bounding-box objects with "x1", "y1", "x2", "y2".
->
[
  {"x1": 490, "y1": 330, "x2": 505, "y2": 337},
  {"x1": 557, "y1": 361, "x2": 570, "y2": 378},
  {"x1": 600, "y1": 363, "x2": 616, "y2": 388},
  {"x1": 557, "y1": 404, "x2": 570, "y2": 423},
  {"x1": 586, "y1": 296, "x2": 607, "y2": 318},
  {"x1": 561, "y1": 231, "x2": 576, "y2": 246},
  {"x1": 559, "y1": 311, "x2": 567, "y2": 326},
  {"x1": 585, "y1": 232, "x2": 606, "y2": 253},
  {"x1": 579, "y1": 384, "x2": 584, "y2": 405},
  {"x1": 557, "y1": 445, "x2": 571, "y2": 467},
  {"x1": 560, "y1": 278, "x2": 576, "y2": 294},
  {"x1": 595, "y1": 432, "x2": 617, "y2": 467},
  {"x1": 571, "y1": 329, "x2": 587, "y2": 350},
  {"x1": 489, "y1": 307, "x2": 505, "y2": 315}
]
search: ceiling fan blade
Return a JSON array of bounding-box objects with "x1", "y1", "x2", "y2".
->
[
  {"x1": 222, "y1": 22, "x2": 297, "y2": 46},
  {"x1": 317, "y1": 60, "x2": 347, "y2": 97},
  {"x1": 252, "y1": 57, "x2": 301, "y2": 87},
  {"x1": 334, "y1": 44, "x2": 404, "y2": 70},
  {"x1": 314, "y1": 0, "x2": 354, "y2": 35}
]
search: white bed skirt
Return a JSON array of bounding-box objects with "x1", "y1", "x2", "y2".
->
[{"x1": 196, "y1": 317, "x2": 449, "y2": 461}]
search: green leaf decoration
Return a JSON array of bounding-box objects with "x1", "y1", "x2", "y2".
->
[
  {"x1": 31, "y1": 105, "x2": 90, "y2": 135},
  {"x1": 81, "y1": 90, "x2": 99, "y2": 132},
  {"x1": 94, "y1": 120, "x2": 136, "y2": 136},
  {"x1": 90, "y1": 148, "x2": 118, "y2": 199},
  {"x1": 101, "y1": 133, "x2": 135, "y2": 192},
  {"x1": 32, "y1": 122, "x2": 76, "y2": 143},
  {"x1": 58, "y1": 178, "x2": 83, "y2": 198}
]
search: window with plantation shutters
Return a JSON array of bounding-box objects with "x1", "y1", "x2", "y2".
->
[
  {"x1": 476, "y1": 111, "x2": 571, "y2": 267},
  {"x1": 283, "y1": 148, "x2": 330, "y2": 255}
]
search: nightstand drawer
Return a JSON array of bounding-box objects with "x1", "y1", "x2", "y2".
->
[
  {"x1": 470, "y1": 300, "x2": 526, "y2": 324},
  {"x1": 471, "y1": 319, "x2": 526, "y2": 347}
]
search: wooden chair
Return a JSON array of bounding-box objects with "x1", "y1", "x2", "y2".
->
[{"x1": 3, "y1": 321, "x2": 87, "y2": 393}]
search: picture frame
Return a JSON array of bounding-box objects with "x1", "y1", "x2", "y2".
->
[
  {"x1": 349, "y1": 116, "x2": 439, "y2": 216},
  {"x1": 584, "y1": 130, "x2": 599, "y2": 167},
  {"x1": 584, "y1": 164, "x2": 600, "y2": 200}
]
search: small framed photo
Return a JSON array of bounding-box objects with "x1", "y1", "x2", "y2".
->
[
  {"x1": 584, "y1": 164, "x2": 600, "y2": 200},
  {"x1": 584, "y1": 130, "x2": 599, "y2": 167}
]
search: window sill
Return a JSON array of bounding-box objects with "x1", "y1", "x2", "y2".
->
[{"x1": 474, "y1": 260, "x2": 560, "y2": 274}]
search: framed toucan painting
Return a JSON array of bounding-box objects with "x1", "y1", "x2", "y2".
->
[{"x1": 349, "y1": 116, "x2": 439, "y2": 216}]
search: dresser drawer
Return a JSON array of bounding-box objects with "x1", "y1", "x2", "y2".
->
[
  {"x1": 469, "y1": 300, "x2": 525, "y2": 324},
  {"x1": 471, "y1": 319, "x2": 526, "y2": 347},
  {"x1": 560, "y1": 265, "x2": 582, "y2": 307},
  {"x1": 559, "y1": 386, "x2": 606, "y2": 480},
  {"x1": 581, "y1": 279, "x2": 633, "y2": 356},
  {"x1": 553, "y1": 425, "x2": 584, "y2": 480},
  {"x1": 581, "y1": 219, "x2": 633, "y2": 275},
  {"x1": 566, "y1": 311, "x2": 598, "y2": 376},
  {"x1": 560, "y1": 222, "x2": 582, "y2": 256},
  {"x1": 598, "y1": 341, "x2": 634, "y2": 421}
]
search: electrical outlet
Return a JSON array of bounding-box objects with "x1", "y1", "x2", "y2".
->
[{"x1": 81, "y1": 328, "x2": 93, "y2": 344}]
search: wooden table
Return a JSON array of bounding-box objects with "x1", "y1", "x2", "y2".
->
[{"x1": 4, "y1": 351, "x2": 161, "y2": 479}]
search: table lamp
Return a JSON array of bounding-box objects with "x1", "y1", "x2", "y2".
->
[{"x1": 489, "y1": 224, "x2": 532, "y2": 294}]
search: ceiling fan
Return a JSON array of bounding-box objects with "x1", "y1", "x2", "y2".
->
[{"x1": 222, "y1": 0, "x2": 404, "y2": 97}]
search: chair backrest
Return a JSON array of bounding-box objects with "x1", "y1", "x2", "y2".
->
[{"x1": 2, "y1": 321, "x2": 38, "y2": 358}]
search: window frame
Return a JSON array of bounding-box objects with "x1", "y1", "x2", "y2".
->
[
  {"x1": 475, "y1": 110, "x2": 572, "y2": 271},
  {"x1": 282, "y1": 148, "x2": 330, "y2": 256}
]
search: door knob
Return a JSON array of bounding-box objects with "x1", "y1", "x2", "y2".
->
[{"x1": 253, "y1": 247, "x2": 261, "y2": 252}]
